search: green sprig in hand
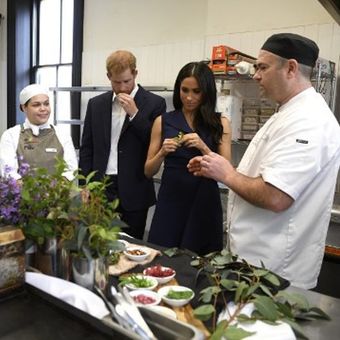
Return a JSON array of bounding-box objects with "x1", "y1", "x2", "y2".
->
[{"x1": 173, "y1": 131, "x2": 184, "y2": 145}]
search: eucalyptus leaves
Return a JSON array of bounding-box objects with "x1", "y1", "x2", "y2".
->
[
  {"x1": 191, "y1": 249, "x2": 330, "y2": 339},
  {"x1": 165, "y1": 248, "x2": 330, "y2": 340}
]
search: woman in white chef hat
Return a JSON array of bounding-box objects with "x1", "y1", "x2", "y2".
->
[{"x1": 0, "y1": 83, "x2": 78, "y2": 180}]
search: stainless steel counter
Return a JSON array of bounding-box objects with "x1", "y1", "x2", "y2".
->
[
  {"x1": 288, "y1": 286, "x2": 340, "y2": 340},
  {"x1": 327, "y1": 221, "x2": 340, "y2": 248}
]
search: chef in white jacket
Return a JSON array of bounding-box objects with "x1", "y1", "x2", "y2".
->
[
  {"x1": 0, "y1": 84, "x2": 77, "y2": 180},
  {"x1": 188, "y1": 33, "x2": 340, "y2": 289}
]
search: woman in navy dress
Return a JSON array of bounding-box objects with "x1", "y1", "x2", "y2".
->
[{"x1": 145, "y1": 61, "x2": 231, "y2": 255}]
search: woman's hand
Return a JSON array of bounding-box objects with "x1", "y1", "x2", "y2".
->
[
  {"x1": 181, "y1": 133, "x2": 210, "y2": 154},
  {"x1": 159, "y1": 138, "x2": 181, "y2": 157}
]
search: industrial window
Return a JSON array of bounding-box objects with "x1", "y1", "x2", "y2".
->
[{"x1": 33, "y1": 0, "x2": 83, "y2": 147}]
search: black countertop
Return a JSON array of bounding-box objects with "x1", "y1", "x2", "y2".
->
[{"x1": 1, "y1": 237, "x2": 340, "y2": 340}]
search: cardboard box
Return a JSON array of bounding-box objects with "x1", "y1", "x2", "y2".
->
[
  {"x1": 211, "y1": 45, "x2": 256, "y2": 75},
  {"x1": 211, "y1": 62, "x2": 237, "y2": 75},
  {"x1": 211, "y1": 45, "x2": 243, "y2": 75},
  {"x1": 243, "y1": 115, "x2": 258, "y2": 124},
  {"x1": 240, "y1": 131, "x2": 257, "y2": 140},
  {"x1": 212, "y1": 45, "x2": 238, "y2": 61},
  {"x1": 242, "y1": 123, "x2": 258, "y2": 131}
]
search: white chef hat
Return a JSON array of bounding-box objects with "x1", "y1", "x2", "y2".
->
[{"x1": 19, "y1": 84, "x2": 49, "y2": 105}]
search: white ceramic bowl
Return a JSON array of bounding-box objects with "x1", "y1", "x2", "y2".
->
[
  {"x1": 146, "y1": 305, "x2": 177, "y2": 319},
  {"x1": 117, "y1": 239, "x2": 129, "y2": 248},
  {"x1": 158, "y1": 285, "x2": 194, "y2": 307},
  {"x1": 123, "y1": 246, "x2": 150, "y2": 262},
  {"x1": 129, "y1": 289, "x2": 161, "y2": 306},
  {"x1": 125, "y1": 275, "x2": 158, "y2": 291},
  {"x1": 143, "y1": 265, "x2": 176, "y2": 284}
]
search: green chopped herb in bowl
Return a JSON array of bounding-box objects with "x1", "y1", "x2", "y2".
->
[{"x1": 119, "y1": 274, "x2": 158, "y2": 290}]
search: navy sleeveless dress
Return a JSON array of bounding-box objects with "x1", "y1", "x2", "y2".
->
[{"x1": 148, "y1": 110, "x2": 223, "y2": 255}]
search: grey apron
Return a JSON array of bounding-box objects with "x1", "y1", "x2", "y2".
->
[{"x1": 17, "y1": 125, "x2": 64, "y2": 174}]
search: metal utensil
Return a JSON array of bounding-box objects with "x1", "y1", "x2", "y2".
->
[
  {"x1": 115, "y1": 285, "x2": 156, "y2": 340},
  {"x1": 93, "y1": 285, "x2": 129, "y2": 329}
]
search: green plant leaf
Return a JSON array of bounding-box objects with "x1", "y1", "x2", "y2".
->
[
  {"x1": 246, "y1": 282, "x2": 260, "y2": 297},
  {"x1": 253, "y1": 295, "x2": 279, "y2": 321},
  {"x1": 237, "y1": 314, "x2": 256, "y2": 323},
  {"x1": 85, "y1": 171, "x2": 97, "y2": 184},
  {"x1": 276, "y1": 302, "x2": 294, "y2": 319},
  {"x1": 199, "y1": 286, "x2": 221, "y2": 303},
  {"x1": 282, "y1": 318, "x2": 308, "y2": 339},
  {"x1": 211, "y1": 254, "x2": 234, "y2": 266},
  {"x1": 259, "y1": 283, "x2": 274, "y2": 298},
  {"x1": 253, "y1": 269, "x2": 269, "y2": 277},
  {"x1": 276, "y1": 291, "x2": 310, "y2": 311},
  {"x1": 210, "y1": 320, "x2": 228, "y2": 340},
  {"x1": 217, "y1": 325, "x2": 256, "y2": 340},
  {"x1": 193, "y1": 304, "x2": 215, "y2": 321},
  {"x1": 235, "y1": 281, "x2": 249, "y2": 302},
  {"x1": 220, "y1": 278, "x2": 238, "y2": 290},
  {"x1": 263, "y1": 272, "x2": 281, "y2": 287},
  {"x1": 308, "y1": 307, "x2": 331, "y2": 320}
]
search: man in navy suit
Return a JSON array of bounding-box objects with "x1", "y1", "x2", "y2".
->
[{"x1": 79, "y1": 50, "x2": 166, "y2": 239}]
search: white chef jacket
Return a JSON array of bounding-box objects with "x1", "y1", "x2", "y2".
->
[
  {"x1": 227, "y1": 87, "x2": 340, "y2": 289},
  {"x1": 0, "y1": 120, "x2": 78, "y2": 181}
]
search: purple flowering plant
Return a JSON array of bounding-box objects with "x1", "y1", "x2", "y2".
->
[{"x1": 0, "y1": 164, "x2": 29, "y2": 226}]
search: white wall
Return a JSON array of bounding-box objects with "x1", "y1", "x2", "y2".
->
[
  {"x1": 0, "y1": 0, "x2": 7, "y2": 135},
  {"x1": 82, "y1": 0, "x2": 340, "y2": 89},
  {"x1": 0, "y1": 0, "x2": 339, "y2": 132}
]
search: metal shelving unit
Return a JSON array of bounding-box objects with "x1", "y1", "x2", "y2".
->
[{"x1": 50, "y1": 85, "x2": 173, "y2": 126}]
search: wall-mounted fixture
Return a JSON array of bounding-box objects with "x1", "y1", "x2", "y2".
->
[{"x1": 318, "y1": 0, "x2": 340, "y2": 25}]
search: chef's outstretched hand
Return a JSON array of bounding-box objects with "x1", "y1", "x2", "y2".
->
[{"x1": 188, "y1": 152, "x2": 232, "y2": 184}]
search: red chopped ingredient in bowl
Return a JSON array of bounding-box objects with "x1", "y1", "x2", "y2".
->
[
  {"x1": 133, "y1": 294, "x2": 156, "y2": 305},
  {"x1": 144, "y1": 264, "x2": 175, "y2": 277}
]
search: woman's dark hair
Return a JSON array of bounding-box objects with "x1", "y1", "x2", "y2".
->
[{"x1": 173, "y1": 61, "x2": 223, "y2": 144}]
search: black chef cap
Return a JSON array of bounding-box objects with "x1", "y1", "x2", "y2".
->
[{"x1": 261, "y1": 33, "x2": 319, "y2": 67}]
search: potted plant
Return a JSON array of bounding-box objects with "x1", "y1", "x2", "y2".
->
[
  {"x1": 19, "y1": 158, "x2": 76, "y2": 276},
  {"x1": 61, "y1": 172, "x2": 127, "y2": 291}
]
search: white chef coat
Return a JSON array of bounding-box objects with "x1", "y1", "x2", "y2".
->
[
  {"x1": 0, "y1": 119, "x2": 78, "y2": 181},
  {"x1": 227, "y1": 87, "x2": 340, "y2": 289}
]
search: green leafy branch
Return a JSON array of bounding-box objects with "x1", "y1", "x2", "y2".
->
[
  {"x1": 187, "y1": 249, "x2": 330, "y2": 340},
  {"x1": 61, "y1": 172, "x2": 127, "y2": 260}
]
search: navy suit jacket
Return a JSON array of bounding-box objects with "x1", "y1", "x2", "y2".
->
[{"x1": 79, "y1": 85, "x2": 166, "y2": 211}]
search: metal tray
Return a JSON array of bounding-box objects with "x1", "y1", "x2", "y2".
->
[{"x1": 23, "y1": 283, "x2": 204, "y2": 339}]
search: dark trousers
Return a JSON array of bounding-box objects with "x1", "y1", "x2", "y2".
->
[{"x1": 106, "y1": 175, "x2": 148, "y2": 240}]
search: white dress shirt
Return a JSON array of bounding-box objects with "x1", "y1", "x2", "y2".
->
[{"x1": 105, "y1": 85, "x2": 138, "y2": 175}]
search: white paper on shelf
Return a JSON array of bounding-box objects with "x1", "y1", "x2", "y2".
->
[{"x1": 25, "y1": 272, "x2": 110, "y2": 319}]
